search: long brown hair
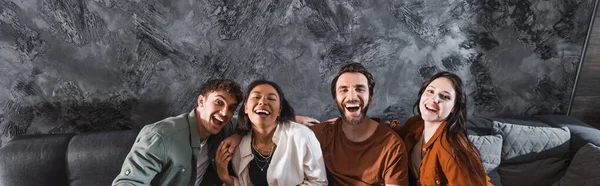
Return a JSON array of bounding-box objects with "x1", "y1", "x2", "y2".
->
[{"x1": 414, "y1": 72, "x2": 487, "y2": 184}]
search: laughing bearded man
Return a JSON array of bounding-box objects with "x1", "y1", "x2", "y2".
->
[{"x1": 309, "y1": 63, "x2": 409, "y2": 186}]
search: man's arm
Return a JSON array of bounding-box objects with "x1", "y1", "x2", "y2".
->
[
  {"x1": 229, "y1": 115, "x2": 319, "y2": 128},
  {"x1": 295, "y1": 116, "x2": 321, "y2": 126},
  {"x1": 112, "y1": 130, "x2": 165, "y2": 186},
  {"x1": 384, "y1": 141, "x2": 409, "y2": 186}
]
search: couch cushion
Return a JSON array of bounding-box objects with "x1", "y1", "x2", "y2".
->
[
  {"x1": 535, "y1": 115, "x2": 600, "y2": 159},
  {"x1": 494, "y1": 121, "x2": 570, "y2": 164},
  {"x1": 67, "y1": 130, "x2": 139, "y2": 186},
  {"x1": 468, "y1": 134, "x2": 502, "y2": 186},
  {"x1": 498, "y1": 157, "x2": 568, "y2": 186},
  {"x1": 0, "y1": 134, "x2": 74, "y2": 186},
  {"x1": 552, "y1": 143, "x2": 600, "y2": 186},
  {"x1": 493, "y1": 121, "x2": 570, "y2": 186}
]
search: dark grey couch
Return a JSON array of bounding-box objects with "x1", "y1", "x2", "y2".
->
[
  {"x1": 0, "y1": 115, "x2": 598, "y2": 186},
  {"x1": 466, "y1": 115, "x2": 600, "y2": 186}
]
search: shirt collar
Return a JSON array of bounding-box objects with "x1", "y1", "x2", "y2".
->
[
  {"x1": 423, "y1": 121, "x2": 448, "y2": 149},
  {"x1": 240, "y1": 122, "x2": 285, "y2": 158},
  {"x1": 405, "y1": 116, "x2": 448, "y2": 149}
]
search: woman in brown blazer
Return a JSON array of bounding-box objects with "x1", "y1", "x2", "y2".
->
[{"x1": 391, "y1": 72, "x2": 492, "y2": 186}]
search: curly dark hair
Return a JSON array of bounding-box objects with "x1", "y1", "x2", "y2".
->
[
  {"x1": 199, "y1": 79, "x2": 243, "y2": 104},
  {"x1": 236, "y1": 80, "x2": 295, "y2": 135}
]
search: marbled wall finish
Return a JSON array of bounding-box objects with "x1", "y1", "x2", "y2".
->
[{"x1": 0, "y1": 0, "x2": 595, "y2": 145}]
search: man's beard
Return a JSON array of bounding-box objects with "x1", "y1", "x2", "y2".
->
[{"x1": 337, "y1": 100, "x2": 369, "y2": 125}]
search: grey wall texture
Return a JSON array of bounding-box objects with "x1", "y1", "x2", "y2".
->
[{"x1": 0, "y1": 0, "x2": 596, "y2": 146}]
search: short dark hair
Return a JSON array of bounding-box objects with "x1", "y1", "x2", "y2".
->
[
  {"x1": 199, "y1": 79, "x2": 243, "y2": 103},
  {"x1": 236, "y1": 80, "x2": 296, "y2": 135},
  {"x1": 330, "y1": 63, "x2": 376, "y2": 99}
]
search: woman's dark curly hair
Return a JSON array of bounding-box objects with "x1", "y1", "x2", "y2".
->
[{"x1": 236, "y1": 80, "x2": 295, "y2": 135}]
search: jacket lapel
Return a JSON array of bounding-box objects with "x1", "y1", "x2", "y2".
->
[
  {"x1": 187, "y1": 110, "x2": 201, "y2": 185},
  {"x1": 237, "y1": 133, "x2": 254, "y2": 175},
  {"x1": 422, "y1": 121, "x2": 448, "y2": 149},
  {"x1": 404, "y1": 119, "x2": 425, "y2": 151}
]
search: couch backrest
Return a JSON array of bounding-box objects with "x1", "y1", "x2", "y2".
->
[{"x1": 0, "y1": 130, "x2": 140, "y2": 186}]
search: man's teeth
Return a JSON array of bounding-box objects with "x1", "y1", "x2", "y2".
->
[
  {"x1": 345, "y1": 104, "x2": 360, "y2": 108},
  {"x1": 213, "y1": 115, "x2": 223, "y2": 122},
  {"x1": 255, "y1": 110, "x2": 270, "y2": 115}
]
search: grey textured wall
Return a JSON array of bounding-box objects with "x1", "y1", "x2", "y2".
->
[{"x1": 0, "y1": 0, "x2": 596, "y2": 145}]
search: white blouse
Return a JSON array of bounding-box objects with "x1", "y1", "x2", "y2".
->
[{"x1": 230, "y1": 121, "x2": 328, "y2": 186}]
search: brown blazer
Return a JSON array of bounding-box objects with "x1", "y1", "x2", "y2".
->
[{"x1": 390, "y1": 116, "x2": 492, "y2": 186}]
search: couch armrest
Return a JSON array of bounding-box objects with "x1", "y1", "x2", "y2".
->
[
  {"x1": 0, "y1": 134, "x2": 75, "y2": 186},
  {"x1": 535, "y1": 115, "x2": 600, "y2": 158}
]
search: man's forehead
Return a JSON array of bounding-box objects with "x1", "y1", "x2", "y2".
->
[
  {"x1": 337, "y1": 73, "x2": 369, "y2": 87},
  {"x1": 207, "y1": 91, "x2": 238, "y2": 104},
  {"x1": 336, "y1": 83, "x2": 367, "y2": 88}
]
